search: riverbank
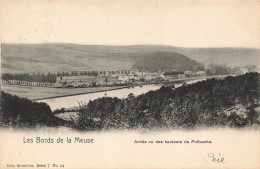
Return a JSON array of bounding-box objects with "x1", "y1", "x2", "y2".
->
[
  {"x1": 1, "y1": 85, "x2": 129, "y2": 100},
  {"x1": 1, "y1": 75, "x2": 230, "y2": 101},
  {"x1": 33, "y1": 86, "x2": 130, "y2": 101}
]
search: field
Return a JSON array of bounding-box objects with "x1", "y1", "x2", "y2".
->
[{"x1": 1, "y1": 84, "x2": 127, "y2": 100}]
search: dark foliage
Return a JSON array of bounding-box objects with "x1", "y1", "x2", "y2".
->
[
  {"x1": 163, "y1": 71, "x2": 184, "y2": 76},
  {"x1": 0, "y1": 92, "x2": 66, "y2": 128},
  {"x1": 132, "y1": 51, "x2": 204, "y2": 72},
  {"x1": 76, "y1": 73, "x2": 260, "y2": 130},
  {"x1": 206, "y1": 64, "x2": 231, "y2": 76},
  {"x1": 2, "y1": 72, "x2": 56, "y2": 83},
  {"x1": 53, "y1": 108, "x2": 66, "y2": 115}
]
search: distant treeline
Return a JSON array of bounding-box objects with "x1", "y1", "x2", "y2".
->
[
  {"x1": 162, "y1": 65, "x2": 231, "y2": 76},
  {"x1": 57, "y1": 70, "x2": 132, "y2": 77},
  {"x1": 205, "y1": 64, "x2": 233, "y2": 76},
  {"x1": 75, "y1": 73, "x2": 260, "y2": 130},
  {"x1": 57, "y1": 71, "x2": 98, "y2": 77},
  {"x1": 206, "y1": 64, "x2": 258, "y2": 76},
  {"x1": 132, "y1": 51, "x2": 204, "y2": 72},
  {"x1": 163, "y1": 71, "x2": 184, "y2": 76},
  {"x1": 1, "y1": 70, "x2": 135, "y2": 83},
  {"x1": 0, "y1": 91, "x2": 67, "y2": 128},
  {"x1": 2, "y1": 73, "x2": 57, "y2": 83}
]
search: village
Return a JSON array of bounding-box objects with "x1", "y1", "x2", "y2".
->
[
  {"x1": 2, "y1": 69, "x2": 205, "y2": 88},
  {"x1": 58, "y1": 69, "x2": 210, "y2": 88},
  {"x1": 2, "y1": 64, "x2": 257, "y2": 88}
]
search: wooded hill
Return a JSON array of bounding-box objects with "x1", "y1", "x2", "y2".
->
[{"x1": 132, "y1": 51, "x2": 204, "y2": 72}]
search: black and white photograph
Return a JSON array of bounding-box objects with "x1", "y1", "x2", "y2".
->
[
  {"x1": 0, "y1": 0, "x2": 260, "y2": 168},
  {"x1": 1, "y1": 44, "x2": 260, "y2": 131}
]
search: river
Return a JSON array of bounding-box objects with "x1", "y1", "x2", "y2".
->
[{"x1": 36, "y1": 79, "x2": 206, "y2": 111}]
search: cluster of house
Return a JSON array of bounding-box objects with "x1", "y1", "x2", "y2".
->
[
  {"x1": 3, "y1": 64, "x2": 258, "y2": 88},
  {"x1": 57, "y1": 70, "x2": 208, "y2": 88},
  {"x1": 58, "y1": 79, "x2": 127, "y2": 88},
  {"x1": 9, "y1": 66, "x2": 259, "y2": 88}
]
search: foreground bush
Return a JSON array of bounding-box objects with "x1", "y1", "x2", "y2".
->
[{"x1": 0, "y1": 91, "x2": 66, "y2": 128}]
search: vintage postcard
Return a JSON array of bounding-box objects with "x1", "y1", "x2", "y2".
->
[{"x1": 0, "y1": 0, "x2": 260, "y2": 168}]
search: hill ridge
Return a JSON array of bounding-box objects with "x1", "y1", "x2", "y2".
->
[{"x1": 1, "y1": 43, "x2": 260, "y2": 73}]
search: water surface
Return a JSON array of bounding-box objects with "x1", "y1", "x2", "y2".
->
[{"x1": 37, "y1": 79, "x2": 205, "y2": 110}]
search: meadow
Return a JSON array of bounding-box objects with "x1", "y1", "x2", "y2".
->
[{"x1": 1, "y1": 84, "x2": 127, "y2": 100}]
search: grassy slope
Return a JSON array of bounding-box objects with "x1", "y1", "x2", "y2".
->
[{"x1": 2, "y1": 43, "x2": 260, "y2": 73}]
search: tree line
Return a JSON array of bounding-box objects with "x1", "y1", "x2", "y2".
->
[
  {"x1": 163, "y1": 71, "x2": 184, "y2": 76},
  {"x1": 205, "y1": 64, "x2": 258, "y2": 76},
  {"x1": 2, "y1": 73, "x2": 57, "y2": 83},
  {"x1": 56, "y1": 70, "x2": 132, "y2": 77},
  {"x1": 57, "y1": 71, "x2": 99, "y2": 77}
]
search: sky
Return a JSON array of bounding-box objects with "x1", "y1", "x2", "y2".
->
[{"x1": 0, "y1": 0, "x2": 259, "y2": 48}]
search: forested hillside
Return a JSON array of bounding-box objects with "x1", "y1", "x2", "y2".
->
[
  {"x1": 0, "y1": 92, "x2": 67, "y2": 128},
  {"x1": 132, "y1": 51, "x2": 204, "y2": 72},
  {"x1": 76, "y1": 73, "x2": 260, "y2": 130}
]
